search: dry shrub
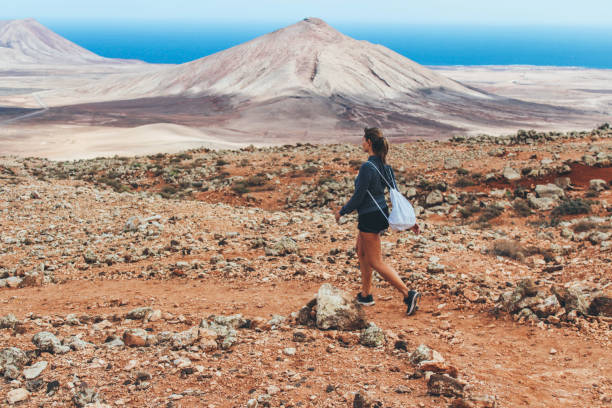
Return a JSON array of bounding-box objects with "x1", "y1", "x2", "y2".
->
[
  {"x1": 572, "y1": 220, "x2": 598, "y2": 233},
  {"x1": 552, "y1": 198, "x2": 591, "y2": 216},
  {"x1": 492, "y1": 239, "x2": 525, "y2": 262},
  {"x1": 478, "y1": 205, "x2": 503, "y2": 223},
  {"x1": 455, "y1": 176, "x2": 476, "y2": 187},
  {"x1": 512, "y1": 199, "x2": 532, "y2": 217}
]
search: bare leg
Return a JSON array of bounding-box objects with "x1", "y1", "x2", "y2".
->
[
  {"x1": 357, "y1": 232, "x2": 373, "y2": 296},
  {"x1": 361, "y1": 231, "x2": 409, "y2": 298}
]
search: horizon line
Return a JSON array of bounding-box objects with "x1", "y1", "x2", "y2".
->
[{"x1": 3, "y1": 17, "x2": 612, "y2": 29}]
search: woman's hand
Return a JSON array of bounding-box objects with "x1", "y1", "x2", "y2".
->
[
  {"x1": 334, "y1": 211, "x2": 341, "y2": 224},
  {"x1": 410, "y1": 223, "x2": 420, "y2": 235},
  {"x1": 331, "y1": 205, "x2": 342, "y2": 224}
]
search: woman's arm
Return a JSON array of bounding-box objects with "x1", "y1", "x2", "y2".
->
[{"x1": 339, "y1": 162, "x2": 373, "y2": 216}]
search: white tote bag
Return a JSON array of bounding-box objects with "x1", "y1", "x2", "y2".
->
[{"x1": 366, "y1": 162, "x2": 417, "y2": 231}]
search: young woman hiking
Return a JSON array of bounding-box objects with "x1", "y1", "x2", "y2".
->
[{"x1": 334, "y1": 127, "x2": 421, "y2": 315}]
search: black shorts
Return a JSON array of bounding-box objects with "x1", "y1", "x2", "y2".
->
[{"x1": 357, "y1": 208, "x2": 389, "y2": 233}]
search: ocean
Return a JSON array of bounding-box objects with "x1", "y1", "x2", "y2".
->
[{"x1": 45, "y1": 20, "x2": 612, "y2": 68}]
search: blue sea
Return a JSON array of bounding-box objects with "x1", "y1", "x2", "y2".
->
[{"x1": 44, "y1": 20, "x2": 612, "y2": 68}]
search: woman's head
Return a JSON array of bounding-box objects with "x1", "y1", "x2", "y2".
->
[{"x1": 363, "y1": 127, "x2": 389, "y2": 163}]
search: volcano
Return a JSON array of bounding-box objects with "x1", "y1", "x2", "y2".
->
[{"x1": 20, "y1": 18, "x2": 581, "y2": 141}]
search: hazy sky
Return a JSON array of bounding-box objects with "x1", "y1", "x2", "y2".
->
[{"x1": 2, "y1": 0, "x2": 611, "y2": 25}]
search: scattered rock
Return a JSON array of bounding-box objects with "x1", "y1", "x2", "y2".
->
[
  {"x1": 123, "y1": 328, "x2": 156, "y2": 347},
  {"x1": 502, "y1": 167, "x2": 521, "y2": 181},
  {"x1": 23, "y1": 361, "x2": 48, "y2": 379},
  {"x1": 0, "y1": 314, "x2": 19, "y2": 329},
  {"x1": 359, "y1": 323, "x2": 385, "y2": 348},
  {"x1": 589, "y1": 179, "x2": 607, "y2": 192},
  {"x1": 552, "y1": 284, "x2": 591, "y2": 315},
  {"x1": 426, "y1": 190, "x2": 444, "y2": 207},
  {"x1": 0, "y1": 347, "x2": 29, "y2": 370},
  {"x1": 427, "y1": 262, "x2": 445, "y2": 274},
  {"x1": 589, "y1": 295, "x2": 612, "y2": 317},
  {"x1": 7, "y1": 388, "x2": 30, "y2": 404},
  {"x1": 265, "y1": 236, "x2": 299, "y2": 256},
  {"x1": 283, "y1": 347, "x2": 296, "y2": 356},
  {"x1": 428, "y1": 373, "x2": 465, "y2": 398},
  {"x1": 73, "y1": 383, "x2": 100, "y2": 407},
  {"x1": 32, "y1": 331, "x2": 70, "y2": 354},
  {"x1": 353, "y1": 392, "x2": 382, "y2": 408},
  {"x1": 535, "y1": 183, "x2": 565, "y2": 199},
  {"x1": 409, "y1": 344, "x2": 444, "y2": 365},
  {"x1": 126, "y1": 307, "x2": 153, "y2": 320},
  {"x1": 444, "y1": 158, "x2": 461, "y2": 170}
]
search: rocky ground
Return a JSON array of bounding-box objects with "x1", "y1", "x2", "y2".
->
[{"x1": 0, "y1": 125, "x2": 611, "y2": 407}]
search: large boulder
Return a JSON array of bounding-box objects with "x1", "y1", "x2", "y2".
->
[
  {"x1": 299, "y1": 284, "x2": 367, "y2": 331},
  {"x1": 535, "y1": 183, "x2": 565, "y2": 199}
]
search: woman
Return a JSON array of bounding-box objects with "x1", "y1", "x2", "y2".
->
[{"x1": 334, "y1": 127, "x2": 421, "y2": 315}]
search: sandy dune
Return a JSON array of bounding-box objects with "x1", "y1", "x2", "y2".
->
[
  {"x1": 0, "y1": 123, "x2": 254, "y2": 160},
  {"x1": 434, "y1": 65, "x2": 612, "y2": 114}
]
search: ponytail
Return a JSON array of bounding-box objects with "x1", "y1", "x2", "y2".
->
[{"x1": 364, "y1": 127, "x2": 389, "y2": 164}]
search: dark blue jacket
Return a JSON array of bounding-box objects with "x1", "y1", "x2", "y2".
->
[{"x1": 340, "y1": 155, "x2": 395, "y2": 216}]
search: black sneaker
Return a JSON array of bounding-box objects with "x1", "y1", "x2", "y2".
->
[
  {"x1": 404, "y1": 290, "x2": 421, "y2": 316},
  {"x1": 356, "y1": 293, "x2": 375, "y2": 306}
]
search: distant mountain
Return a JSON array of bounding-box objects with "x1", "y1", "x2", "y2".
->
[
  {"x1": 33, "y1": 18, "x2": 580, "y2": 139},
  {"x1": 78, "y1": 17, "x2": 485, "y2": 101},
  {"x1": 0, "y1": 18, "x2": 141, "y2": 65}
]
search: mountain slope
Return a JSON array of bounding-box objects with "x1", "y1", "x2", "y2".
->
[{"x1": 0, "y1": 18, "x2": 140, "y2": 65}]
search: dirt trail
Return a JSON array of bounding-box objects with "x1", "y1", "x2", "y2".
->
[{"x1": 2, "y1": 278, "x2": 609, "y2": 407}]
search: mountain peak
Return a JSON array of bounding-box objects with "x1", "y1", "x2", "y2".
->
[{"x1": 301, "y1": 17, "x2": 331, "y2": 27}]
